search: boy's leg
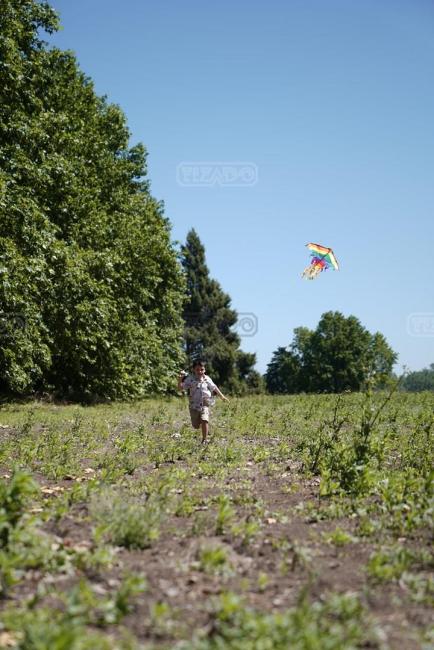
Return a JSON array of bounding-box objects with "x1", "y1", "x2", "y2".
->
[
  {"x1": 201, "y1": 419, "x2": 209, "y2": 443},
  {"x1": 200, "y1": 407, "x2": 210, "y2": 443},
  {"x1": 189, "y1": 408, "x2": 201, "y2": 430}
]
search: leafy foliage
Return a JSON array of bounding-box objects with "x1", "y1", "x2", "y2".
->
[
  {"x1": 0, "y1": 469, "x2": 39, "y2": 547},
  {"x1": 0, "y1": 0, "x2": 185, "y2": 399},
  {"x1": 266, "y1": 312, "x2": 397, "y2": 393},
  {"x1": 91, "y1": 488, "x2": 161, "y2": 549},
  {"x1": 183, "y1": 591, "x2": 380, "y2": 649}
]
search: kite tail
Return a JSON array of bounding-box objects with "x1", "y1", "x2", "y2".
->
[{"x1": 302, "y1": 264, "x2": 323, "y2": 280}]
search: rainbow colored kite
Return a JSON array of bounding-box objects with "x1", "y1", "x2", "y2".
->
[{"x1": 302, "y1": 243, "x2": 339, "y2": 280}]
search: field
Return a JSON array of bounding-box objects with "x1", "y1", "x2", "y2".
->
[{"x1": 0, "y1": 390, "x2": 432, "y2": 649}]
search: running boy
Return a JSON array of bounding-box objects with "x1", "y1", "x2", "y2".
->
[{"x1": 178, "y1": 359, "x2": 229, "y2": 444}]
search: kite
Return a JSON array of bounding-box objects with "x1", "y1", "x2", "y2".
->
[{"x1": 302, "y1": 243, "x2": 339, "y2": 280}]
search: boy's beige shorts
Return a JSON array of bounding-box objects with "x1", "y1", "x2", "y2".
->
[{"x1": 189, "y1": 406, "x2": 210, "y2": 428}]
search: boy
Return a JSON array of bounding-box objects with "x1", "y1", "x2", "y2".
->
[{"x1": 178, "y1": 359, "x2": 229, "y2": 444}]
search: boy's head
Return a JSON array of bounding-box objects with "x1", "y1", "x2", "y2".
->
[{"x1": 192, "y1": 359, "x2": 206, "y2": 377}]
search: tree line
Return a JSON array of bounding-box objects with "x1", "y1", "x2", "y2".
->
[
  {"x1": 1, "y1": 0, "x2": 426, "y2": 399},
  {"x1": 401, "y1": 364, "x2": 434, "y2": 392}
]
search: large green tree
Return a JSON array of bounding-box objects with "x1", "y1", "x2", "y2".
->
[
  {"x1": 180, "y1": 229, "x2": 261, "y2": 392},
  {"x1": 265, "y1": 312, "x2": 397, "y2": 393},
  {"x1": 0, "y1": 0, "x2": 185, "y2": 399}
]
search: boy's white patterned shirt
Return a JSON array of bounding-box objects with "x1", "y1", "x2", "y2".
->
[{"x1": 182, "y1": 374, "x2": 217, "y2": 410}]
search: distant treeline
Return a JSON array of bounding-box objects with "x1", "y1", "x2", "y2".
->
[{"x1": 400, "y1": 364, "x2": 434, "y2": 392}]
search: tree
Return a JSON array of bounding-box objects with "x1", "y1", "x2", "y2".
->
[
  {"x1": 264, "y1": 327, "x2": 314, "y2": 394},
  {"x1": 402, "y1": 364, "x2": 434, "y2": 392},
  {"x1": 0, "y1": 0, "x2": 185, "y2": 399},
  {"x1": 264, "y1": 347, "x2": 301, "y2": 394},
  {"x1": 180, "y1": 229, "x2": 258, "y2": 392},
  {"x1": 265, "y1": 312, "x2": 397, "y2": 393}
]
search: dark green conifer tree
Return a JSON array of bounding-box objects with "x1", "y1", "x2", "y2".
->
[{"x1": 181, "y1": 229, "x2": 261, "y2": 392}]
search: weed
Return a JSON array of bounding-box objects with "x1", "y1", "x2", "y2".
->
[
  {"x1": 256, "y1": 572, "x2": 269, "y2": 591},
  {"x1": 91, "y1": 488, "x2": 161, "y2": 549},
  {"x1": 215, "y1": 495, "x2": 235, "y2": 535},
  {"x1": 0, "y1": 470, "x2": 39, "y2": 547},
  {"x1": 367, "y1": 546, "x2": 433, "y2": 583},
  {"x1": 231, "y1": 517, "x2": 261, "y2": 546},
  {"x1": 179, "y1": 590, "x2": 383, "y2": 649},
  {"x1": 197, "y1": 544, "x2": 234, "y2": 577},
  {"x1": 323, "y1": 526, "x2": 357, "y2": 546}
]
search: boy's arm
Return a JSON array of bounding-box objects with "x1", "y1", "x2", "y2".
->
[
  {"x1": 178, "y1": 372, "x2": 188, "y2": 392},
  {"x1": 213, "y1": 385, "x2": 229, "y2": 402},
  {"x1": 205, "y1": 376, "x2": 229, "y2": 402}
]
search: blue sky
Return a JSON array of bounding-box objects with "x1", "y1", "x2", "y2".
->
[{"x1": 48, "y1": 0, "x2": 434, "y2": 373}]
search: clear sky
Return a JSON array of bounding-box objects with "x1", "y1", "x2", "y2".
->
[{"x1": 47, "y1": 0, "x2": 434, "y2": 373}]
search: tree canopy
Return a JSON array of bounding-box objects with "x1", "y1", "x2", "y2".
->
[
  {"x1": 0, "y1": 0, "x2": 185, "y2": 400},
  {"x1": 265, "y1": 312, "x2": 397, "y2": 394}
]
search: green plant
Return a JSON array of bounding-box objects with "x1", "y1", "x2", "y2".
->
[
  {"x1": 0, "y1": 575, "x2": 145, "y2": 649},
  {"x1": 215, "y1": 495, "x2": 235, "y2": 535},
  {"x1": 256, "y1": 572, "x2": 269, "y2": 592},
  {"x1": 91, "y1": 489, "x2": 161, "y2": 549},
  {"x1": 179, "y1": 590, "x2": 381, "y2": 649},
  {"x1": 149, "y1": 601, "x2": 177, "y2": 637},
  {"x1": 62, "y1": 574, "x2": 146, "y2": 626},
  {"x1": 367, "y1": 546, "x2": 433, "y2": 583},
  {"x1": 0, "y1": 470, "x2": 39, "y2": 547},
  {"x1": 323, "y1": 526, "x2": 357, "y2": 546},
  {"x1": 275, "y1": 539, "x2": 313, "y2": 574},
  {"x1": 197, "y1": 545, "x2": 234, "y2": 577},
  {"x1": 231, "y1": 517, "x2": 261, "y2": 546}
]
